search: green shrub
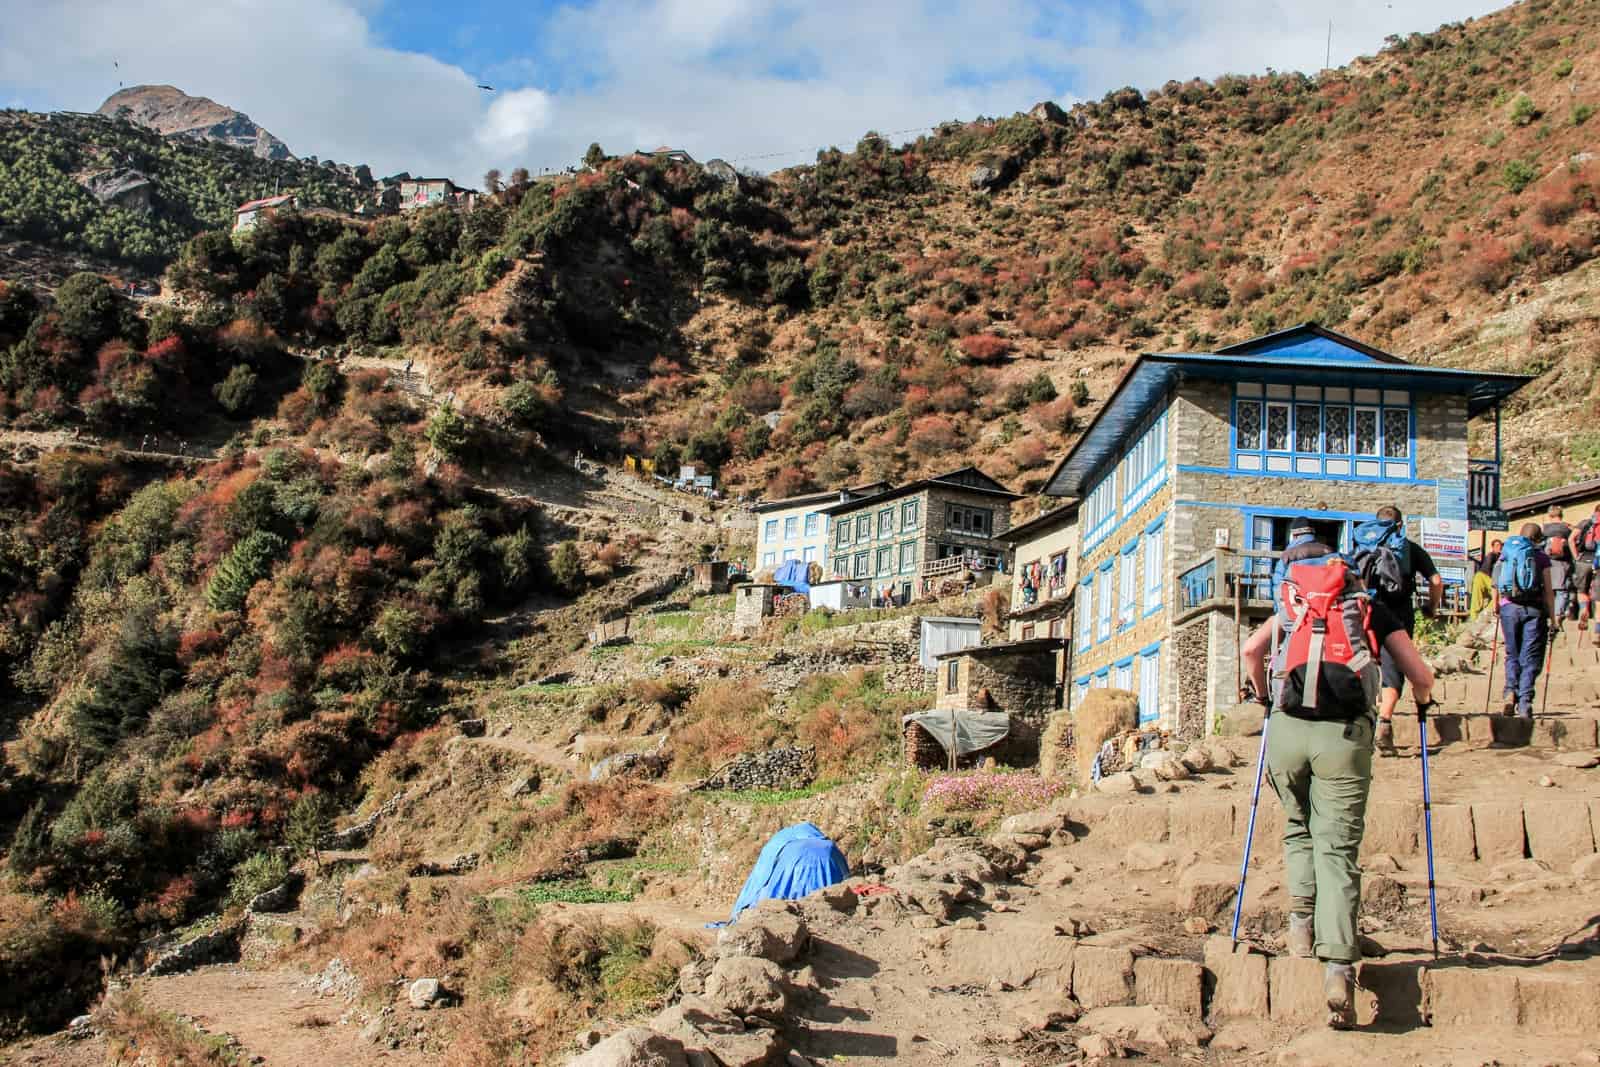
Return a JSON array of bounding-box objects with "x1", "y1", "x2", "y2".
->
[
  {"x1": 1503, "y1": 159, "x2": 1539, "y2": 193},
  {"x1": 1553, "y1": 59, "x2": 1573, "y2": 77},
  {"x1": 205, "y1": 530, "x2": 287, "y2": 612},
  {"x1": 1573, "y1": 103, "x2": 1595, "y2": 126},
  {"x1": 1509, "y1": 93, "x2": 1539, "y2": 126},
  {"x1": 283, "y1": 793, "x2": 334, "y2": 866},
  {"x1": 226, "y1": 851, "x2": 289, "y2": 908},
  {"x1": 549, "y1": 540, "x2": 582, "y2": 594},
  {"x1": 424, "y1": 403, "x2": 470, "y2": 459},
  {"x1": 213, "y1": 364, "x2": 258, "y2": 416}
]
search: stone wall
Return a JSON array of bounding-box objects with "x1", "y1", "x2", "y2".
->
[
  {"x1": 933, "y1": 648, "x2": 1058, "y2": 764},
  {"x1": 698, "y1": 746, "x2": 816, "y2": 791},
  {"x1": 1173, "y1": 617, "x2": 1211, "y2": 741}
]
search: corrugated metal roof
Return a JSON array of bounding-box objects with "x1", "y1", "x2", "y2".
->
[
  {"x1": 1503, "y1": 475, "x2": 1600, "y2": 516},
  {"x1": 236, "y1": 193, "x2": 295, "y2": 213},
  {"x1": 1043, "y1": 326, "x2": 1532, "y2": 498}
]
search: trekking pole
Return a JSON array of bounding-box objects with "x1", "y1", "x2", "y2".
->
[
  {"x1": 1416, "y1": 699, "x2": 1441, "y2": 958},
  {"x1": 1232, "y1": 620, "x2": 1277, "y2": 948},
  {"x1": 1542, "y1": 627, "x2": 1557, "y2": 714},
  {"x1": 1230, "y1": 703, "x2": 1270, "y2": 948},
  {"x1": 1481, "y1": 608, "x2": 1499, "y2": 717}
]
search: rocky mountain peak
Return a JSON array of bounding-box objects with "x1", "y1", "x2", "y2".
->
[{"x1": 96, "y1": 84, "x2": 294, "y2": 161}]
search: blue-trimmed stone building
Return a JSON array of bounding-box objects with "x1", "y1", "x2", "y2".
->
[{"x1": 1043, "y1": 324, "x2": 1529, "y2": 739}]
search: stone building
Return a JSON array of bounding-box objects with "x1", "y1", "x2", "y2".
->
[
  {"x1": 912, "y1": 637, "x2": 1064, "y2": 766},
  {"x1": 1043, "y1": 323, "x2": 1529, "y2": 737},
  {"x1": 819, "y1": 467, "x2": 1019, "y2": 603},
  {"x1": 1005, "y1": 501, "x2": 1080, "y2": 642},
  {"x1": 752, "y1": 483, "x2": 886, "y2": 571}
]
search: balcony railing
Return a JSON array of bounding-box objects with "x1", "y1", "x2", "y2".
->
[{"x1": 1177, "y1": 548, "x2": 1278, "y2": 619}]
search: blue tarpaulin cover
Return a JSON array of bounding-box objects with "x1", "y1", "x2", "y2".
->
[
  {"x1": 772, "y1": 559, "x2": 811, "y2": 594},
  {"x1": 716, "y1": 822, "x2": 848, "y2": 925}
]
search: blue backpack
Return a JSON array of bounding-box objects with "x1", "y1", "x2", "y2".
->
[
  {"x1": 1351, "y1": 519, "x2": 1411, "y2": 597},
  {"x1": 1496, "y1": 536, "x2": 1540, "y2": 599}
]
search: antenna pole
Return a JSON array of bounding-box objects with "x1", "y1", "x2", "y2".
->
[{"x1": 1326, "y1": 21, "x2": 1333, "y2": 70}]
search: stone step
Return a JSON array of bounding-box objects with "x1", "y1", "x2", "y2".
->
[
  {"x1": 1206, "y1": 937, "x2": 1600, "y2": 1034},
  {"x1": 1064, "y1": 791, "x2": 1600, "y2": 868}
]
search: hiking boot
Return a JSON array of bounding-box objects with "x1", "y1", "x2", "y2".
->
[
  {"x1": 1324, "y1": 962, "x2": 1356, "y2": 1029},
  {"x1": 1287, "y1": 913, "x2": 1314, "y2": 958},
  {"x1": 1374, "y1": 719, "x2": 1397, "y2": 756},
  {"x1": 1500, "y1": 695, "x2": 1517, "y2": 716}
]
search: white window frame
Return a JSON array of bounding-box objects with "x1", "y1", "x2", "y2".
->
[
  {"x1": 783, "y1": 516, "x2": 799, "y2": 541},
  {"x1": 1119, "y1": 539, "x2": 1138, "y2": 627},
  {"x1": 764, "y1": 519, "x2": 778, "y2": 543},
  {"x1": 899, "y1": 541, "x2": 918, "y2": 574},
  {"x1": 1143, "y1": 523, "x2": 1165, "y2": 615},
  {"x1": 1138, "y1": 647, "x2": 1160, "y2": 723},
  {"x1": 902, "y1": 499, "x2": 920, "y2": 530},
  {"x1": 1114, "y1": 661, "x2": 1133, "y2": 693},
  {"x1": 804, "y1": 512, "x2": 820, "y2": 537},
  {"x1": 1077, "y1": 577, "x2": 1093, "y2": 649},
  {"x1": 875, "y1": 545, "x2": 893, "y2": 575},
  {"x1": 761, "y1": 551, "x2": 776, "y2": 568},
  {"x1": 1096, "y1": 565, "x2": 1114, "y2": 642}
]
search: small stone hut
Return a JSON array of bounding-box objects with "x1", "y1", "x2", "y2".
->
[
  {"x1": 907, "y1": 637, "x2": 1064, "y2": 767},
  {"x1": 693, "y1": 561, "x2": 731, "y2": 595},
  {"x1": 733, "y1": 583, "x2": 779, "y2": 636}
]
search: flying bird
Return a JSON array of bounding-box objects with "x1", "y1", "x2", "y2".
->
[{"x1": 477, "y1": 84, "x2": 495, "y2": 91}]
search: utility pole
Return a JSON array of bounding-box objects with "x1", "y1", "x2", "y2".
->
[{"x1": 1326, "y1": 20, "x2": 1333, "y2": 71}]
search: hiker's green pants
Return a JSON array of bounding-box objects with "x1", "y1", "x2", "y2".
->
[{"x1": 1265, "y1": 711, "x2": 1375, "y2": 963}]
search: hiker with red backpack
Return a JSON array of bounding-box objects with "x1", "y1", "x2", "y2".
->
[
  {"x1": 1493, "y1": 522, "x2": 1559, "y2": 718},
  {"x1": 1241, "y1": 540, "x2": 1436, "y2": 1029},
  {"x1": 1541, "y1": 505, "x2": 1576, "y2": 621},
  {"x1": 1572, "y1": 505, "x2": 1600, "y2": 632},
  {"x1": 1349, "y1": 507, "x2": 1442, "y2": 756}
]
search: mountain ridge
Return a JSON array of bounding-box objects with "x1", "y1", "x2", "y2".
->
[{"x1": 98, "y1": 83, "x2": 294, "y2": 161}]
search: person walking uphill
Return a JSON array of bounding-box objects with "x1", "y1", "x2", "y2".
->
[
  {"x1": 1241, "y1": 552, "x2": 1436, "y2": 1028},
  {"x1": 1352, "y1": 506, "x2": 1442, "y2": 756},
  {"x1": 1493, "y1": 523, "x2": 1559, "y2": 718},
  {"x1": 1541, "y1": 505, "x2": 1575, "y2": 621}
]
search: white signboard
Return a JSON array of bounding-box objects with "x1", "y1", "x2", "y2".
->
[{"x1": 1420, "y1": 517, "x2": 1467, "y2": 560}]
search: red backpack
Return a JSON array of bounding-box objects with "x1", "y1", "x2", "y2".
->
[{"x1": 1272, "y1": 558, "x2": 1381, "y2": 719}]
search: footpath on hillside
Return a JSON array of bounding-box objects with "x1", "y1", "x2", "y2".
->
[{"x1": 7, "y1": 611, "x2": 1599, "y2": 1067}]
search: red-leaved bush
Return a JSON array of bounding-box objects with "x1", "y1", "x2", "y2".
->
[{"x1": 957, "y1": 333, "x2": 1013, "y2": 363}]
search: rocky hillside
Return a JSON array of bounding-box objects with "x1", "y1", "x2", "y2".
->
[{"x1": 99, "y1": 85, "x2": 294, "y2": 161}]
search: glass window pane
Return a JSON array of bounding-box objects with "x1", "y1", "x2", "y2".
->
[
  {"x1": 856, "y1": 516, "x2": 870, "y2": 539},
  {"x1": 1325, "y1": 406, "x2": 1351, "y2": 454},
  {"x1": 1266, "y1": 403, "x2": 1290, "y2": 451},
  {"x1": 1355, "y1": 409, "x2": 1379, "y2": 455},
  {"x1": 1383, "y1": 409, "x2": 1410, "y2": 459},
  {"x1": 1236, "y1": 400, "x2": 1262, "y2": 450},
  {"x1": 1295, "y1": 404, "x2": 1321, "y2": 453}
]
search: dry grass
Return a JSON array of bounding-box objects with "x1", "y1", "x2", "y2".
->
[{"x1": 100, "y1": 988, "x2": 239, "y2": 1065}]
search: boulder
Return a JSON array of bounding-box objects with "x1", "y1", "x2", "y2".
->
[
  {"x1": 1077, "y1": 1032, "x2": 1123, "y2": 1060},
  {"x1": 1075, "y1": 690, "x2": 1140, "y2": 782},
  {"x1": 1000, "y1": 810, "x2": 1068, "y2": 836},
  {"x1": 569, "y1": 1028, "x2": 689, "y2": 1067},
  {"x1": 503, "y1": 774, "x2": 541, "y2": 799},
  {"x1": 968, "y1": 156, "x2": 1018, "y2": 191},
  {"x1": 1123, "y1": 843, "x2": 1173, "y2": 871},
  {"x1": 705, "y1": 957, "x2": 788, "y2": 1020},
  {"x1": 408, "y1": 978, "x2": 445, "y2": 1009},
  {"x1": 717, "y1": 911, "x2": 808, "y2": 964},
  {"x1": 1177, "y1": 746, "x2": 1214, "y2": 774},
  {"x1": 649, "y1": 997, "x2": 780, "y2": 1067},
  {"x1": 1361, "y1": 874, "x2": 1405, "y2": 916},
  {"x1": 807, "y1": 883, "x2": 857, "y2": 913},
  {"x1": 1079, "y1": 1005, "x2": 1211, "y2": 1050},
  {"x1": 1177, "y1": 865, "x2": 1237, "y2": 919},
  {"x1": 703, "y1": 159, "x2": 742, "y2": 189},
  {"x1": 456, "y1": 718, "x2": 487, "y2": 738},
  {"x1": 79, "y1": 168, "x2": 155, "y2": 211},
  {"x1": 1105, "y1": 86, "x2": 1147, "y2": 111},
  {"x1": 1095, "y1": 771, "x2": 1145, "y2": 796},
  {"x1": 246, "y1": 870, "x2": 304, "y2": 914},
  {"x1": 1028, "y1": 100, "x2": 1070, "y2": 125},
  {"x1": 1142, "y1": 753, "x2": 1190, "y2": 782},
  {"x1": 1133, "y1": 957, "x2": 1203, "y2": 1017}
]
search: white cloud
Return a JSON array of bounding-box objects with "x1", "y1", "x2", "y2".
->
[
  {"x1": 0, "y1": 0, "x2": 1513, "y2": 187},
  {"x1": 476, "y1": 89, "x2": 554, "y2": 154}
]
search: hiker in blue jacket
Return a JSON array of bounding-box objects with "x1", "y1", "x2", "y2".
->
[{"x1": 1493, "y1": 522, "x2": 1559, "y2": 718}]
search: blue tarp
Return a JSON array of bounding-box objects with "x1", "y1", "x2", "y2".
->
[
  {"x1": 717, "y1": 822, "x2": 848, "y2": 925},
  {"x1": 773, "y1": 559, "x2": 811, "y2": 594}
]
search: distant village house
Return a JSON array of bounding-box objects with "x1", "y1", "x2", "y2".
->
[{"x1": 233, "y1": 193, "x2": 297, "y2": 233}]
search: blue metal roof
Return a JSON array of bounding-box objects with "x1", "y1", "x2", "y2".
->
[{"x1": 1043, "y1": 325, "x2": 1532, "y2": 498}]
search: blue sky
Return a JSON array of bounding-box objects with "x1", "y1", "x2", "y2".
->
[{"x1": 2, "y1": 0, "x2": 1509, "y2": 185}]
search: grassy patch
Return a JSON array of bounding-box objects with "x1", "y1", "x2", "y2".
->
[
  {"x1": 702, "y1": 780, "x2": 842, "y2": 806},
  {"x1": 689, "y1": 594, "x2": 734, "y2": 613},
  {"x1": 519, "y1": 880, "x2": 636, "y2": 905}
]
